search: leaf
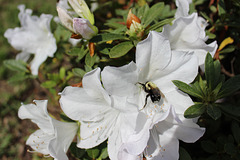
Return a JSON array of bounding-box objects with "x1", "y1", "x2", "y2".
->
[
  {"x1": 8, "y1": 73, "x2": 34, "y2": 83},
  {"x1": 224, "y1": 143, "x2": 237, "y2": 156},
  {"x1": 217, "y1": 75, "x2": 240, "y2": 99},
  {"x1": 97, "y1": 147, "x2": 108, "y2": 160},
  {"x1": 231, "y1": 122, "x2": 240, "y2": 144},
  {"x1": 205, "y1": 53, "x2": 215, "y2": 90},
  {"x1": 59, "y1": 67, "x2": 66, "y2": 80},
  {"x1": 60, "y1": 113, "x2": 76, "y2": 123},
  {"x1": 69, "y1": 142, "x2": 86, "y2": 158},
  {"x1": 90, "y1": 33, "x2": 126, "y2": 43},
  {"x1": 201, "y1": 140, "x2": 217, "y2": 153},
  {"x1": 145, "y1": 18, "x2": 174, "y2": 33},
  {"x1": 219, "y1": 104, "x2": 240, "y2": 117},
  {"x1": 142, "y1": 2, "x2": 164, "y2": 27},
  {"x1": 109, "y1": 41, "x2": 134, "y2": 58},
  {"x1": 218, "y1": 37, "x2": 234, "y2": 51},
  {"x1": 85, "y1": 53, "x2": 98, "y2": 67},
  {"x1": 87, "y1": 148, "x2": 100, "y2": 159},
  {"x1": 67, "y1": 46, "x2": 88, "y2": 61},
  {"x1": 218, "y1": 0, "x2": 226, "y2": 16},
  {"x1": 72, "y1": 68, "x2": 86, "y2": 78},
  {"x1": 207, "y1": 104, "x2": 222, "y2": 120},
  {"x1": 41, "y1": 80, "x2": 57, "y2": 88},
  {"x1": 172, "y1": 80, "x2": 203, "y2": 99},
  {"x1": 4, "y1": 59, "x2": 29, "y2": 73},
  {"x1": 179, "y1": 147, "x2": 192, "y2": 160},
  {"x1": 184, "y1": 103, "x2": 206, "y2": 118}
]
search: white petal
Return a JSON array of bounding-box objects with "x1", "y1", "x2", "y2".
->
[
  {"x1": 101, "y1": 61, "x2": 138, "y2": 97},
  {"x1": 26, "y1": 129, "x2": 54, "y2": 155},
  {"x1": 18, "y1": 100, "x2": 54, "y2": 133},
  {"x1": 48, "y1": 119, "x2": 78, "y2": 160},
  {"x1": 172, "y1": 115, "x2": 205, "y2": 143},
  {"x1": 56, "y1": 6, "x2": 74, "y2": 32},
  {"x1": 4, "y1": 5, "x2": 57, "y2": 75},
  {"x1": 30, "y1": 54, "x2": 48, "y2": 75},
  {"x1": 82, "y1": 68, "x2": 111, "y2": 104},
  {"x1": 77, "y1": 110, "x2": 118, "y2": 148},
  {"x1": 136, "y1": 31, "x2": 171, "y2": 82},
  {"x1": 145, "y1": 129, "x2": 179, "y2": 160},
  {"x1": 175, "y1": 0, "x2": 190, "y2": 18},
  {"x1": 59, "y1": 86, "x2": 110, "y2": 122},
  {"x1": 164, "y1": 89, "x2": 194, "y2": 114},
  {"x1": 154, "y1": 50, "x2": 198, "y2": 94},
  {"x1": 73, "y1": 18, "x2": 96, "y2": 40},
  {"x1": 15, "y1": 51, "x2": 30, "y2": 62}
]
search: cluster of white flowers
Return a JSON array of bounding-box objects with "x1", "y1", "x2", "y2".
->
[{"x1": 5, "y1": 0, "x2": 219, "y2": 159}]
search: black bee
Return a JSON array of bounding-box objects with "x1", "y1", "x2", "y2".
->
[{"x1": 137, "y1": 82, "x2": 165, "y2": 110}]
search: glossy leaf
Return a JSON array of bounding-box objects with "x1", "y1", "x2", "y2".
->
[
  {"x1": 184, "y1": 103, "x2": 206, "y2": 118},
  {"x1": 207, "y1": 104, "x2": 222, "y2": 120},
  {"x1": 172, "y1": 80, "x2": 203, "y2": 99},
  {"x1": 109, "y1": 41, "x2": 134, "y2": 58},
  {"x1": 4, "y1": 59, "x2": 29, "y2": 73}
]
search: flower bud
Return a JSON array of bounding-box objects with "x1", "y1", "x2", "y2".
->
[
  {"x1": 56, "y1": 6, "x2": 74, "y2": 32},
  {"x1": 68, "y1": 0, "x2": 95, "y2": 25},
  {"x1": 73, "y1": 18, "x2": 98, "y2": 40},
  {"x1": 126, "y1": 9, "x2": 141, "y2": 29}
]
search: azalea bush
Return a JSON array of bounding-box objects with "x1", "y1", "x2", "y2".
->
[{"x1": 1, "y1": 0, "x2": 240, "y2": 160}]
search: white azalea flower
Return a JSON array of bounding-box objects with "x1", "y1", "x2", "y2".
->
[
  {"x1": 18, "y1": 100, "x2": 78, "y2": 160},
  {"x1": 4, "y1": 5, "x2": 57, "y2": 75},
  {"x1": 162, "y1": 0, "x2": 218, "y2": 70},
  {"x1": 56, "y1": 0, "x2": 98, "y2": 40},
  {"x1": 100, "y1": 31, "x2": 205, "y2": 159},
  {"x1": 59, "y1": 68, "x2": 141, "y2": 160}
]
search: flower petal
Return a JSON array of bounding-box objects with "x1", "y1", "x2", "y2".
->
[
  {"x1": 18, "y1": 100, "x2": 53, "y2": 133},
  {"x1": 101, "y1": 61, "x2": 138, "y2": 97},
  {"x1": 26, "y1": 129, "x2": 54, "y2": 155},
  {"x1": 82, "y1": 68, "x2": 111, "y2": 104},
  {"x1": 48, "y1": 119, "x2": 78, "y2": 160},
  {"x1": 145, "y1": 129, "x2": 179, "y2": 160},
  {"x1": 136, "y1": 31, "x2": 171, "y2": 82},
  {"x1": 56, "y1": 6, "x2": 74, "y2": 32},
  {"x1": 175, "y1": 0, "x2": 191, "y2": 18},
  {"x1": 59, "y1": 86, "x2": 110, "y2": 122},
  {"x1": 73, "y1": 18, "x2": 96, "y2": 40},
  {"x1": 154, "y1": 50, "x2": 198, "y2": 93}
]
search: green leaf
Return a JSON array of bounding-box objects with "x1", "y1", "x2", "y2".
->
[
  {"x1": 205, "y1": 53, "x2": 215, "y2": 90},
  {"x1": 212, "y1": 82, "x2": 222, "y2": 98},
  {"x1": 218, "y1": 75, "x2": 240, "y2": 99},
  {"x1": 145, "y1": 18, "x2": 174, "y2": 34},
  {"x1": 69, "y1": 142, "x2": 86, "y2": 158},
  {"x1": 109, "y1": 41, "x2": 134, "y2": 58},
  {"x1": 172, "y1": 80, "x2": 203, "y2": 99},
  {"x1": 179, "y1": 147, "x2": 192, "y2": 160},
  {"x1": 72, "y1": 68, "x2": 86, "y2": 78},
  {"x1": 4, "y1": 59, "x2": 29, "y2": 73},
  {"x1": 87, "y1": 148, "x2": 100, "y2": 159},
  {"x1": 218, "y1": 0, "x2": 226, "y2": 16},
  {"x1": 213, "y1": 60, "x2": 221, "y2": 87},
  {"x1": 97, "y1": 147, "x2": 108, "y2": 160},
  {"x1": 231, "y1": 122, "x2": 240, "y2": 144},
  {"x1": 67, "y1": 46, "x2": 88, "y2": 61},
  {"x1": 60, "y1": 113, "x2": 76, "y2": 123},
  {"x1": 219, "y1": 104, "x2": 240, "y2": 117},
  {"x1": 142, "y1": 2, "x2": 164, "y2": 27},
  {"x1": 207, "y1": 104, "x2": 222, "y2": 120},
  {"x1": 85, "y1": 53, "x2": 98, "y2": 67},
  {"x1": 59, "y1": 67, "x2": 66, "y2": 80},
  {"x1": 41, "y1": 80, "x2": 57, "y2": 88},
  {"x1": 184, "y1": 103, "x2": 206, "y2": 118},
  {"x1": 90, "y1": 33, "x2": 126, "y2": 43},
  {"x1": 224, "y1": 143, "x2": 237, "y2": 156},
  {"x1": 8, "y1": 73, "x2": 34, "y2": 83},
  {"x1": 201, "y1": 140, "x2": 217, "y2": 153}
]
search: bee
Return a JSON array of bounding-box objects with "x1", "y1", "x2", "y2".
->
[{"x1": 137, "y1": 82, "x2": 165, "y2": 110}]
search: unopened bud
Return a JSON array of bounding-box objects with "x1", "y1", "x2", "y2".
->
[{"x1": 126, "y1": 9, "x2": 141, "y2": 29}]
